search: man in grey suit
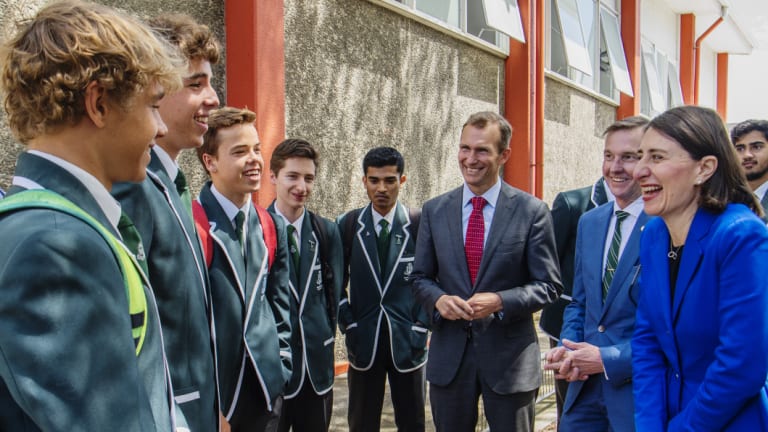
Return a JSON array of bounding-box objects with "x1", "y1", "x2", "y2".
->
[
  {"x1": 411, "y1": 111, "x2": 562, "y2": 431},
  {"x1": 544, "y1": 116, "x2": 648, "y2": 431},
  {"x1": 731, "y1": 119, "x2": 768, "y2": 216}
]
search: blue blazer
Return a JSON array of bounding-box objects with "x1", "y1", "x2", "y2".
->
[
  {"x1": 561, "y1": 203, "x2": 648, "y2": 430},
  {"x1": 633, "y1": 204, "x2": 768, "y2": 431}
]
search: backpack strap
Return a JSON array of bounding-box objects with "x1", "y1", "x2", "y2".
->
[
  {"x1": 341, "y1": 208, "x2": 361, "y2": 290},
  {"x1": 254, "y1": 204, "x2": 276, "y2": 270},
  {"x1": 407, "y1": 207, "x2": 421, "y2": 238},
  {"x1": 0, "y1": 190, "x2": 148, "y2": 355},
  {"x1": 309, "y1": 213, "x2": 337, "y2": 328},
  {"x1": 193, "y1": 199, "x2": 276, "y2": 270},
  {"x1": 192, "y1": 200, "x2": 213, "y2": 267}
]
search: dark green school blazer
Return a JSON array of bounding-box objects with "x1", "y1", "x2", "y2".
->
[
  {"x1": 268, "y1": 204, "x2": 344, "y2": 397},
  {"x1": 337, "y1": 202, "x2": 428, "y2": 372},
  {"x1": 0, "y1": 152, "x2": 173, "y2": 431},
  {"x1": 113, "y1": 149, "x2": 217, "y2": 432},
  {"x1": 199, "y1": 183, "x2": 292, "y2": 418}
]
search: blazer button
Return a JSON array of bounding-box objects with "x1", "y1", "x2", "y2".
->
[{"x1": 597, "y1": 325, "x2": 606, "y2": 333}]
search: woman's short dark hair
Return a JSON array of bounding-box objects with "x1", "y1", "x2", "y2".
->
[{"x1": 647, "y1": 105, "x2": 762, "y2": 216}]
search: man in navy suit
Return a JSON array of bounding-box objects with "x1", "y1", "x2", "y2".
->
[
  {"x1": 412, "y1": 112, "x2": 561, "y2": 431},
  {"x1": 545, "y1": 116, "x2": 648, "y2": 431}
]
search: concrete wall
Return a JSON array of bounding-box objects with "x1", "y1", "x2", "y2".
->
[
  {"x1": 0, "y1": 0, "x2": 225, "y2": 192},
  {"x1": 283, "y1": 0, "x2": 504, "y2": 219},
  {"x1": 542, "y1": 75, "x2": 616, "y2": 205},
  {"x1": 0, "y1": 0, "x2": 503, "y2": 218}
]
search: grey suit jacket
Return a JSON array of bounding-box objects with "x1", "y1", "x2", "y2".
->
[{"x1": 411, "y1": 181, "x2": 561, "y2": 393}]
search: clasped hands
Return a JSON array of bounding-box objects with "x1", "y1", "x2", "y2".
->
[
  {"x1": 434, "y1": 293, "x2": 502, "y2": 321},
  {"x1": 544, "y1": 339, "x2": 604, "y2": 382}
]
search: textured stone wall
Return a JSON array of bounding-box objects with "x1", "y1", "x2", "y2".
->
[
  {"x1": 0, "y1": 0, "x2": 225, "y2": 192},
  {"x1": 284, "y1": 0, "x2": 504, "y2": 219},
  {"x1": 542, "y1": 76, "x2": 616, "y2": 205}
]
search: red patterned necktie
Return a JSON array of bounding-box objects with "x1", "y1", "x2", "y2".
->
[{"x1": 465, "y1": 196, "x2": 487, "y2": 285}]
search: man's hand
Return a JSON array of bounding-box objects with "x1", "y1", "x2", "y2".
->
[
  {"x1": 555, "y1": 339, "x2": 604, "y2": 381},
  {"x1": 435, "y1": 295, "x2": 473, "y2": 320},
  {"x1": 466, "y1": 292, "x2": 502, "y2": 319}
]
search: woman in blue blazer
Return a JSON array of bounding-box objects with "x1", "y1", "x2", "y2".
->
[{"x1": 632, "y1": 105, "x2": 768, "y2": 431}]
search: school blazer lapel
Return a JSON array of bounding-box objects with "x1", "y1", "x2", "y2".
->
[
  {"x1": 380, "y1": 203, "x2": 411, "y2": 296},
  {"x1": 356, "y1": 205, "x2": 385, "y2": 292}
]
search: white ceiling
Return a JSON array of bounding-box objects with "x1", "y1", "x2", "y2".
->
[{"x1": 661, "y1": 0, "x2": 768, "y2": 54}]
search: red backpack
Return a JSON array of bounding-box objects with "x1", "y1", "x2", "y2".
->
[{"x1": 193, "y1": 200, "x2": 276, "y2": 269}]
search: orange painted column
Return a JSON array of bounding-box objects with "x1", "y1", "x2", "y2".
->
[
  {"x1": 716, "y1": 53, "x2": 728, "y2": 120},
  {"x1": 225, "y1": 0, "x2": 285, "y2": 207},
  {"x1": 503, "y1": 0, "x2": 543, "y2": 197},
  {"x1": 679, "y1": 14, "x2": 696, "y2": 105},
  {"x1": 617, "y1": 0, "x2": 640, "y2": 118}
]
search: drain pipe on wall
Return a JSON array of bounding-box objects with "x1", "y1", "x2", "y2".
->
[{"x1": 694, "y1": 5, "x2": 728, "y2": 105}]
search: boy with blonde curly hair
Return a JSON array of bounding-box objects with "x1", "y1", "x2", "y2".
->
[{"x1": 0, "y1": 0, "x2": 184, "y2": 430}]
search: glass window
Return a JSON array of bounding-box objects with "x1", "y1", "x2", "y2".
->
[
  {"x1": 481, "y1": 0, "x2": 525, "y2": 43},
  {"x1": 547, "y1": 0, "x2": 632, "y2": 100},
  {"x1": 599, "y1": 7, "x2": 632, "y2": 96},
  {"x1": 415, "y1": 0, "x2": 460, "y2": 28},
  {"x1": 640, "y1": 39, "x2": 684, "y2": 116},
  {"x1": 554, "y1": 0, "x2": 593, "y2": 75}
]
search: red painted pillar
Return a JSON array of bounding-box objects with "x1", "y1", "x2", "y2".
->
[
  {"x1": 679, "y1": 14, "x2": 696, "y2": 105},
  {"x1": 504, "y1": 0, "x2": 543, "y2": 197},
  {"x1": 617, "y1": 0, "x2": 640, "y2": 118},
  {"x1": 716, "y1": 53, "x2": 728, "y2": 120},
  {"x1": 225, "y1": 0, "x2": 285, "y2": 207}
]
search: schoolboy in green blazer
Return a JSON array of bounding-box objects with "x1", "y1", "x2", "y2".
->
[
  {"x1": 337, "y1": 147, "x2": 428, "y2": 432},
  {"x1": 112, "y1": 14, "x2": 221, "y2": 432},
  {"x1": 197, "y1": 107, "x2": 292, "y2": 432},
  {"x1": 0, "y1": 2, "x2": 181, "y2": 430},
  {"x1": 267, "y1": 139, "x2": 344, "y2": 432}
]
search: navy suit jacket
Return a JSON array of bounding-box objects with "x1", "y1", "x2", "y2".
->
[
  {"x1": 633, "y1": 204, "x2": 768, "y2": 431},
  {"x1": 412, "y1": 182, "x2": 561, "y2": 393},
  {"x1": 560, "y1": 202, "x2": 648, "y2": 428},
  {"x1": 540, "y1": 178, "x2": 607, "y2": 339}
]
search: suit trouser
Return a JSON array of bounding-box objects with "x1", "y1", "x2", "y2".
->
[
  {"x1": 228, "y1": 364, "x2": 282, "y2": 432},
  {"x1": 429, "y1": 341, "x2": 537, "y2": 432},
  {"x1": 277, "y1": 378, "x2": 333, "y2": 432},
  {"x1": 347, "y1": 325, "x2": 426, "y2": 432}
]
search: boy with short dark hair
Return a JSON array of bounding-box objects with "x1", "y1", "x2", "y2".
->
[
  {"x1": 267, "y1": 138, "x2": 343, "y2": 432},
  {"x1": 112, "y1": 13, "x2": 221, "y2": 431}
]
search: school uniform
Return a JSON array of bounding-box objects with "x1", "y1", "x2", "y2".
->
[
  {"x1": 0, "y1": 152, "x2": 174, "y2": 431},
  {"x1": 269, "y1": 204, "x2": 344, "y2": 432},
  {"x1": 113, "y1": 147, "x2": 218, "y2": 431},
  {"x1": 198, "y1": 182, "x2": 292, "y2": 432},
  {"x1": 338, "y1": 202, "x2": 428, "y2": 432}
]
